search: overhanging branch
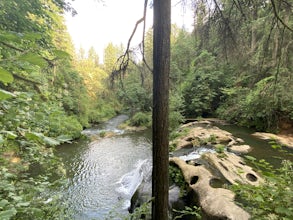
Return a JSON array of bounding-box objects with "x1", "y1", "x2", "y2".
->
[
  {"x1": 110, "y1": 0, "x2": 151, "y2": 85},
  {"x1": 271, "y1": 0, "x2": 293, "y2": 32}
]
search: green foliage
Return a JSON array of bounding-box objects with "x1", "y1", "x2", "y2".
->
[
  {"x1": 0, "y1": 1, "x2": 89, "y2": 219},
  {"x1": 106, "y1": 199, "x2": 152, "y2": 220},
  {"x1": 217, "y1": 74, "x2": 293, "y2": 131},
  {"x1": 169, "y1": 91, "x2": 184, "y2": 131},
  {"x1": 169, "y1": 164, "x2": 187, "y2": 196},
  {"x1": 116, "y1": 69, "x2": 152, "y2": 114},
  {"x1": 215, "y1": 144, "x2": 225, "y2": 154},
  {"x1": 173, "y1": 206, "x2": 202, "y2": 220},
  {"x1": 1, "y1": 92, "x2": 83, "y2": 140},
  {"x1": 0, "y1": 67, "x2": 14, "y2": 84},
  {"x1": 129, "y1": 112, "x2": 151, "y2": 127},
  {"x1": 231, "y1": 159, "x2": 293, "y2": 219},
  {"x1": 0, "y1": 91, "x2": 77, "y2": 219},
  {"x1": 0, "y1": 168, "x2": 69, "y2": 220},
  {"x1": 166, "y1": 0, "x2": 293, "y2": 131},
  {"x1": 182, "y1": 50, "x2": 225, "y2": 117},
  {"x1": 170, "y1": 127, "x2": 190, "y2": 141}
]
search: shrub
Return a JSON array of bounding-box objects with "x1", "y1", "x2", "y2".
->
[
  {"x1": 231, "y1": 158, "x2": 293, "y2": 219},
  {"x1": 129, "y1": 112, "x2": 151, "y2": 127}
]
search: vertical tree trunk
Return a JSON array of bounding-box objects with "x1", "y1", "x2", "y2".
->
[
  {"x1": 152, "y1": 0, "x2": 171, "y2": 219},
  {"x1": 250, "y1": 4, "x2": 258, "y2": 53}
]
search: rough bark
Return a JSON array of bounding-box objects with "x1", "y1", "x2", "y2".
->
[{"x1": 152, "y1": 0, "x2": 171, "y2": 219}]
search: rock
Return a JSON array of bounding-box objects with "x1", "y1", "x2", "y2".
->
[
  {"x1": 202, "y1": 152, "x2": 262, "y2": 186},
  {"x1": 170, "y1": 157, "x2": 251, "y2": 220},
  {"x1": 253, "y1": 132, "x2": 293, "y2": 149},
  {"x1": 173, "y1": 125, "x2": 241, "y2": 150},
  {"x1": 228, "y1": 145, "x2": 252, "y2": 154},
  {"x1": 129, "y1": 182, "x2": 185, "y2": 217},
  {"x1": 129, "y1": 180, "x2": 152, "y2": 214}
]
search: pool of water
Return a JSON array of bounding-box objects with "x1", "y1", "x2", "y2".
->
[
  {"x1": 56, "y1": 115, "x2": 151, "y2": 219},
  {"x1": 54, "y1": 116, "x2": 292, "y2": 219}
]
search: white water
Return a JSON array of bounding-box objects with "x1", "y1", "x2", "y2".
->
[
  {"x1": 178, "y1": 147, "x2": 215, "y2": 161},
  {"x1": 116, "y1": 159, "x2": 152, "y2": 209},
  {"x1": 56, "y1": 115, "x2": 214, "y2": 219},
  {"x1": 56, "y1": 115, "x2": 151, "y2": 219}
]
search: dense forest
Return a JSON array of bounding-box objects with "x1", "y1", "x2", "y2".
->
[
  {"x1": 0, "y1": 0, "x2": 292, "y2": 219},
  {"x1": 114, "y1": 0, "x2": 293, "y2": 133},
  {"x1": 0, "y1": 0, "x2": 120, "y2": 218}
]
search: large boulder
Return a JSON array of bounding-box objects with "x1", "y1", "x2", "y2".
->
[
  {"x1": 170, "y1": 157, "x2": 251, "y2": 220},
  {"x1": 172, "y1": 124, "x2": 241, "y2": 150},
  {"x1": 129, "y1": 182, "x2": 185, "y2": 218},
  {"x1": 202, "y1": 152, "x2": 262, "y2": 186},
  {"x1": 129, "y1": 180, "x2": 152, "y2": 214},
  {"x1": 228, "y1": 144, "x2": 252, "y2": 154}
]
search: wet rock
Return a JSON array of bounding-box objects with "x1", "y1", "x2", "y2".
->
[
  {"x1": 228, "y1": 144, "x2": 252, "y2": 154},
  {"x1": 129, "y1": 183, "x2": 185, "y2": 218},
  {"x1": 170, "y1": 157, "x2": 251, "y2": 220},
  {"x1": 129, "y1": 180, "x2": 151, "y2": 214},
  {"x1": 202, "y1": 152, "x2": 262, "y2": 186},
  {"x1": 173, "y1": 125, "x2": 240, "y2": 150},
  {"x1": 253, "y1": 132, "x2": 293, "y2": 149}
]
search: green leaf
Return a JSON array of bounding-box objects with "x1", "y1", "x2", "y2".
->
[
  {"x1": 25, "y1": 132, "x2": 42, "y2": 142},
  {"x1": 1, "y1": 131, "x2": 17, "y2": 139},
  {"x1": 275, "y1": 206, "x2": 292, "y2": 215},
  {"x1": 0, "y1": 68, "x2": 14, "y2": 84},
  {"x1": 244, "y1": 155, "x2": 256, "y2": 161},
  {"x1": 53, "y1": 50, "x2": 70, "y2": 59},
  {"x1": 25, "y1": 132, "x2": 60, "y2": 146},
  {"x1": 0, "y1": 32, "x2": 20, "y2": 42},
  {"x1": 0, "y1": 135, "x2": 4, "y2": 145},
  {"x1": 16, "y1": 202, "x2": 30, "y2": 207},
  {"x1": 0, "y1": 208, "x2": 17, "y2": 220},
  {"x1": 42, "y1": 136, "x2": 60, "y2": 146},
  {"x1": 56, "y1": 135, "x2": 72, "y2": 143},
  {"x1": 0, "y1": 199, "x2": 9, "y2": 208},
  {"x1": 0, "y1": 89, "x2": 15, "y2": 100},
  {"x1": 23, "y1": 33, "x2": 42, "y2": 41},
  {"x1": 255, "y1": 195, "x2": 264, "y2": 202},
  {"x1": 19, "y1": 52, "x2": 47, "y2": 67}
]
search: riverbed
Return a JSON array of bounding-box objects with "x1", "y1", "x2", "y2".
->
[
  {"x1": 56, "y1": 115, "x2": 151, "y2": 219},
  {"x1": 55, "y1": 116, "x2": 292, "y2": 219}
]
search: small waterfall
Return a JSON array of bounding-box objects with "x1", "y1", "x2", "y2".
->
[
  {"x1": 115, "y1": 147, "x2": 214, "y2": 211},
  {"x1": 81, "y1": 115, "x2": 129, "y2": 136},
  {"x1": 178, "y1": 147, "x2": 215, "y2": 161},
  {"x1": 116, "y1": 159, "x2": 152, "y2": 209}
]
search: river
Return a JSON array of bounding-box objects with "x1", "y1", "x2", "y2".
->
[
  {"x1": 56, "y1": 115, "x2": 152, "y2": 219},
  {"x1": 55, "y1": 115, "x2": 292, "y2": 219}
]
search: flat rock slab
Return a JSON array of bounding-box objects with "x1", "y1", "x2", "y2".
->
[
  {"x1": 253, "y1": 132, "x2": 293, "y2": 149},
  {"x1": 170, "y1": 157, "x2": 251, "y2": 220},
  {"x1": 202, "y1": 152, "x2": 262, "y2": 186},
  {"x1": 174, "y1": 125, "x2": 237, "y2": 150},
  {"x1": 228, "y1": 144, "x2": 252, "y2": 154}
]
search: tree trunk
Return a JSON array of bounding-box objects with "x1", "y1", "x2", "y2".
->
[
  {"x1": 250, "y1": 4, "x2": 258, "y2": 53},
  {"x1": 152, "y1": 0, "x2": 171, "y2": 219}
]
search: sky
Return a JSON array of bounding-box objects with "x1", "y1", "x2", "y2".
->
[{"x1": 65, "y1": 0, "x2": 194, "y2": 62}]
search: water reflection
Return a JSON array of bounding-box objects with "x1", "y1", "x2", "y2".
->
[{"x1": 56, "y1": 116, "x2": 151, "y2": 219}]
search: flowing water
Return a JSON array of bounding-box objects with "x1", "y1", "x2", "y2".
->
[
  {"x1": 55, "y1": 116, "x2": 292, "y2": 219},
  {"x1": 56, "y1": 115, "x2": 152, "y2": 219},
  {"x1": 216, "y1": 123, "x2": 293, "y2": 167}
]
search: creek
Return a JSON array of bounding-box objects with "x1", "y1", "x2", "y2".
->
[
  {"x1": 55, "y1": 115, "x2": 292, "y2": 219},
  {"x1": 56, "y1": 115, "x2": 152, "y2": 219}
]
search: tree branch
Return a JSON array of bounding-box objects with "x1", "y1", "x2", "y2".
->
[
  {"x1": 110, "y1": 0, "x2": 150, "y2": 85},
  {"x1": 141, "y1": 0, "x2": 153, "y2": 73},
  {"x1": 0, "y1": 41, "x2": 56, "y2": 67},
  {"x1": 270, "y1": 0, "x2": 293, "y2": 32},
  {"x1": 0, "y1": 41, "x2": 26, "y2": 53}
]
